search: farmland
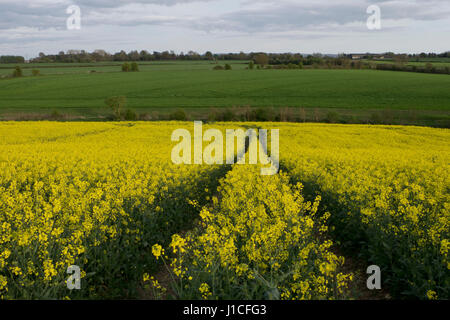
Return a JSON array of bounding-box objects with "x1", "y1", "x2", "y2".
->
[
  {"x1": 0, "y1": 61, "x2": 449, "y2": 126},
  {"x1": 0, "y1": 122, "x2": 448, "y2": 300},
  {"x1": 0, "y1": 60, "x2": 449, "y2": 301}
]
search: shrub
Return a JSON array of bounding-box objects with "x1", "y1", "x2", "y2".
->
[
  {"x1": 326, "y1": 111, "x2": 340, "y2": 123},
  {"x1": 169, "y1": 109, "x2": 187, "y2": 121},
  {"x1": 32, "y1": 69, "x2": 40, "y2": 76},
  {"x1": 122, "y1": 63, "x2": 130, "y2": 72},
  {"x1": 252, "y1": 107, "x2": 274, "y2": 121},
  {"x1": 213, "y1": 65, "x2": 224, "y2": 70},
  {"x1": 207, "y1": 108, "x2": 219, "y2": 122},
  {"x1": 248, "y1": 61, "x2": 254, "y2": 70},
  {"x1": 130, "y1": 62, "x2": 139, "y2": 72},
  {"x1": 12, "y1": 66, "x2": 23, "y2": 77},
  {"x1": 50, "y1": 110, "x2": 63, "y2": 120},
  {"x1": 224, "y1": 64, "x2": 232, "y2": 70},
  {"x1": 370, "y1": 112, "x2": 382, "y2": 124},
  {"x1": 139, "y1": 113, "x2": 151, "y2": 121},
  {"x1": 124, "y1": 109, "x2": 137, "y2": 121},
  {"x1": 221, "y1": 109, "x2": 235, "y2": 121}
]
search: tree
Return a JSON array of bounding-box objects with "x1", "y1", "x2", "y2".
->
[
  {"x1": 254, "y1": 53, "x2": 269, "y2": 66},
  {"x1": 105, "y1": 96, "x2": 126, "y2": 119},
  {"x1": 128, "y1": 50, "x2": 140, "y2": 61},
  {"x1": 205, "y1": 51, "x2": 213, "y2": 60},
  {"x1": 0, "y1": 56, "x2": 25, "y2": 64}
]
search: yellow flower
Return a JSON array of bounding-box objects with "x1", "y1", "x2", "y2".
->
[
  {"x1": 199, "y1": 283, "x2": 212, "y2": 299},
  {"x1": 426, "y1": 290, "x2": 438, "y2": 300},
  {"x1": 152, "y1": 244, "x2": 163, "y2": 260}
]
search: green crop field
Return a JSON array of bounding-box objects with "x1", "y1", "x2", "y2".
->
[{"x1": 0, "y1": 61, "x2": 449, "y2": 125}]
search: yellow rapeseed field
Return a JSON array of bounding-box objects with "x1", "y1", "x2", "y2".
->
[
  {"x1": 0, "y1": 122, "x2": 230, "y2": 299},
  {"x1": 0, "y1": 122, "x2": 448, "y2": 300},
  {"x1": 273, "y1": 123, "x2": 450, "y2": 299}
]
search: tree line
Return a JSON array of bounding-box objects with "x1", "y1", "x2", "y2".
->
[{"x1": 1, "y1": 51, "x2": 448, "y2": 64}]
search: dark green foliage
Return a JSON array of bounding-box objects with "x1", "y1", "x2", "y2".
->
[
  {"x1": 105, "y1": 96, "x2": 126, "y2": 119},
  {"x1": 12, "y1": 66, "x2": 23, "y2": 77},
  {"x1": 169, "y1": 109, "x2": 187, "y2": 121},
  {"x1": 124, "y1": 109, "x2": 137, "y2": 120},
  {"x1": 326, "y1": 111, "x2": 340, "y2": 123},
  {"x1": 122, "y1": 63, "x2": 130, "y2": 72},
  {"x1": 130, "y1": 62, "x2": 139, "y2": 72}
]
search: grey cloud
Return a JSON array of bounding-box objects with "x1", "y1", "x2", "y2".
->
[
  {"x1": 189, "y1": 1, "x2": 450, "y2": 34},
  {"x1": 75, "y1": 0, "x2": 214, "y2": 7}
]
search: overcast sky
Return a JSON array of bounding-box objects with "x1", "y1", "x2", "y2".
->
[{"x1": 0, "y1": 0, "x2": 449, "y2": 58}]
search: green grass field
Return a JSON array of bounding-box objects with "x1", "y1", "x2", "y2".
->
[
  {"x1": 0, "y1": 61, "x2": 449, "y2": 125},
  {"x1": 363, "y1": 58, "x2": 450, "y2": 68}
]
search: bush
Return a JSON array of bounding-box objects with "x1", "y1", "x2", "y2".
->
[
  {"x1": 370, "y1": 112, "x2": 382, "y2": 124},
  {"x1": 221, "y1": 109, "x2": 235, "y2": 121},
  {"x1": 122, "y1": 63, "x2": 130, "y2": 72},
  {"x1": 12, "y1": 66, "x2": 23, "y2": 78},
  {"x1": 139, "y1": 113, "x2": 151, "y2": 121},
  {"x1": 213, "y1": 65, "x2": 224, "y2": 70},
  {"x1": 248, "y1": 61, "x2": 254, "y2": 70},
  {"x1": 31, "y1": 69, "x2": 40, "y2": 76},
  {"x1": 169, "y1": 109, "x2": 187, "y2": 121},
  {"x1": 130, "y1": 62, "x2": 139, "y2": 72},
  {"x1": 326, "y1": 111, "x2": 340, "y2": 123},
  {"x1": 224, "y1": 64, "x2": 232, "y2": 70},
  {"x1": 252, "y1": 108, "x2": 274, "y2": 121},
  {"x1": 50, "y1": 110, "x2": 63, "y2": 120},
  {"x1": 124, "y1": 109, "x2": 137, "y2": 121}
]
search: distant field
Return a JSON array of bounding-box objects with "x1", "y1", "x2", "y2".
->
[
  {"x1": 364, "y1": 59, "x2": 450, "y2": 67},
  {"x1": 0, "y1": 61, "x2": 449, "y2": 125},
  {"x1": 0, "y1": 61, "x2": 249, "y2": 76}
]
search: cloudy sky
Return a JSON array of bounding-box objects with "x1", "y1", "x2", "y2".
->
[{"x1": 0, "y1": 0, "x2": 449, "y2": 58}]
